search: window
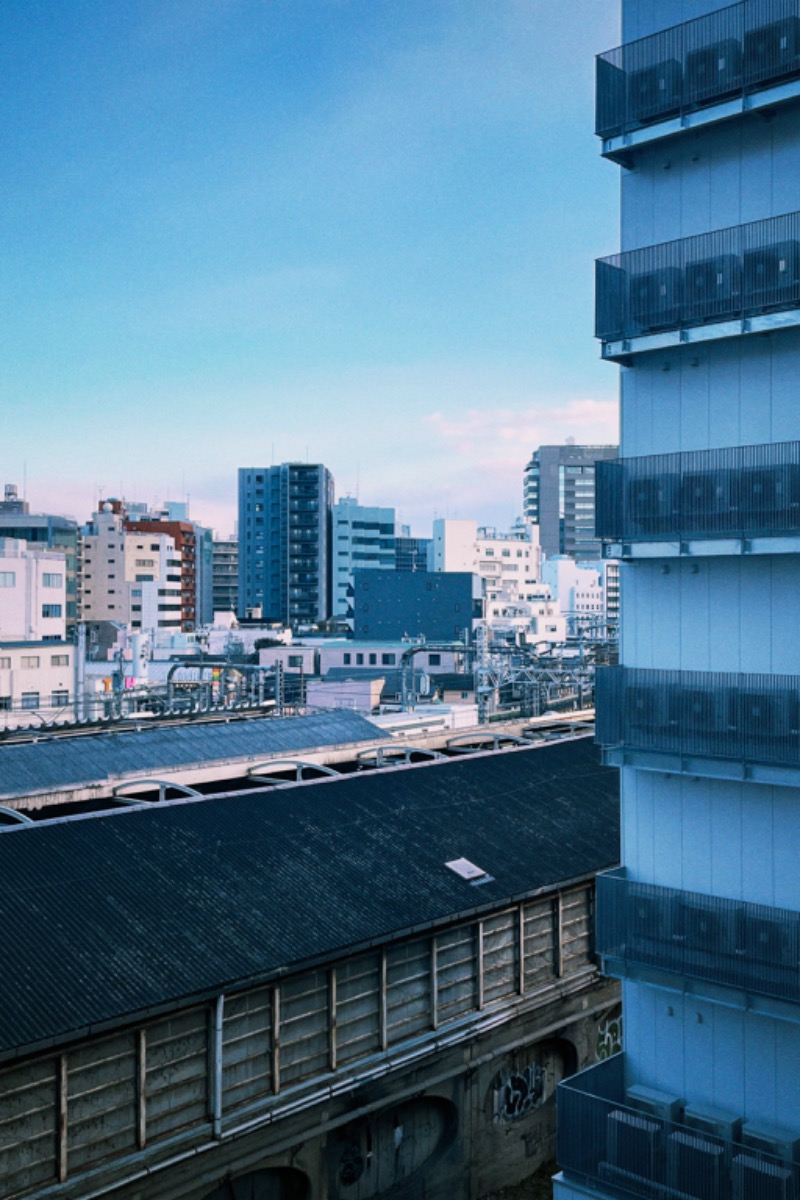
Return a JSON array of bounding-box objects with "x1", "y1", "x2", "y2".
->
[
  {"x1": 135, "y1": 559, "x2": 155, "y2": 568},
  {"x1": 21, "y1": 656, "x2": 39, "y2": 668},
  {"x1": 43, "y1": 572, "x2": 63, "y2": 587},
  {"x1": 0, "y1": 572, "x2": 15, "y2": 587},
  {"x1": 428, "y1": 653, "x2": 441, "y2": 666},
  {"x1": 50, "y1": 654, "x2": 69, "y2": 667},
  {"x1": 356, "y1": 653, "x2": 364, "y2": 665},
  {"x1": 51, "y1": 690, "x2": 69, "y2": 707},
  {"x1": 0, "y1": 658, "x2": 8, "y2": 670},
  {"x1": 369, "y1": 653, "x2": 377, "y2": 665},
  {"x1": 21, "y1": 692, "x2": 39, "y2": 709},
  {"x1": 0, "y1": 697, "x2": 10, "y2": 710},
  {"x1": 343, "y1": 653, "x2": 351, "y2": 665},
  {"x1": 42, "y1": 604, "x2": 62, "y2": 618},
  {"x1": 136, "y1": 574, "x2": 154, "y2": 582},
  {"x1": 381, "y1": 653, "x2": 396, "y2": 666},
  {"x1": 288, "y1": 655, "x2": 304, "y2": 668}
]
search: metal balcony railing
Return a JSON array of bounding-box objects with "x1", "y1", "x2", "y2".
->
[
  {"x1": 597, "y1": 210, "x2": 800, "y2": 343},
  {"x1": 595, "y1": 441, "x2": 800, "y2": 542},
  {"x1": 596, "y1": 666, "x2": 800, "y2": 767},
  {"x1": 597, "y1": 870, "x2": 800, "y2": 1003},
  {"x1": 558, "y1": 1056, "x2": 800, "y2": 1200},
  {"x1": 597, "y1": 0, "x2": 800, "y2": 139}
]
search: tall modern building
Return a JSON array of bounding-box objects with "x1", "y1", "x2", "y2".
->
[
  {"x1": 212, "y1": 535, "x2": 238, "y2": 616},
  {"x1": 332, "y1": 496, "x2": 396, "y2": 618},
  {"x1": 523, "y1": 444, "x2": 618, "y2": 560},
  {"x1": 238, "y1": 463, "x2": 334, "y2": 626},
  {"x1": 557, "y1": 2, "x2": 800, "y2": 1198}
]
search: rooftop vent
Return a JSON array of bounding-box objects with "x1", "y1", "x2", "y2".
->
[{"x1": 445, "y1": 857, "x2": 495, "y2": 886}]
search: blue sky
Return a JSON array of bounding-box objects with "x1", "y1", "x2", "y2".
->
[{"x1": 2, "y1": 0, "x2": 621, "y2": 535}]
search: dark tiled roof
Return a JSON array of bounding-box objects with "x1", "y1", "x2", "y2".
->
[
  {"x1": 0, "y1": 737, "x2": 619, "y2": 1057},
  {"x1": 0, "y1": 710, "x2": 382, "y2": 799}
]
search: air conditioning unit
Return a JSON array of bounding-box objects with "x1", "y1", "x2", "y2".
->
[
  {"x1": 627, "y1": 58, "x2": 682, "y2": 125},
  {"x1": 630, "y1": 267, "x2": 683, "y2": 332},
  {"x1": 627, "y1": 1084, "x2": 684, "y2": 1124},
  {"x1": 667, "y1": 1128, "x2": 726, "y2": 1198},
  {"x1": 627, "y1": 887, "x2": 668, "y2": 959},
  {"x1": 735, "y1": 911, "x2": 798, "y2": 968},
  {"x1": 683, "y1": 1102, "x2": 742, "y2": 1143},
  {"x1": 741, "y1": 1120, "x2": 800, "y2": 1164},
  {"x1": 685, "y1": 37, "x2": 743, "y2": 103},
  {"x1": 679, "y1": 471, "x2": 723, "y2": 523},
  {"x1": 744, "y1": 16, "x2": 800, "y2": 86},
  {"x1": 732, "y1": 1152, "x2": 792, "y2": 1200},
  {"x1": 626, "y1": 684, "x2": 659, "y2": 733},
  {"x1": 606, "y1": 1107, "x2": 662, "y2": 1179},
  {"x1": 677, "y1": 901, "x2": 725, "y2": 953},
  {"x1": 669, "y1": 687, "x2": 717, "y2": 734},
  {"x1": 627, "y1": 474, "x2": 676, "y2": 535},
  {"x1": 743, "y1": 240, "x2": 800, "y2": 310},
  {"x1": 683, "y1": 253, "x2": 742, "y2": 322},
  {"x1": 731, "y1": 465, "x2": 780, "y2": 516}
]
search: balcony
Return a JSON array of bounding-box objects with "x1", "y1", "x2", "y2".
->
[
  {"x1": 597, "y1": 0, "x2": 800, "y2": 161},
  {"x1": 558, "y1": 1055, "x2": 800, "y2": 1200},
  {"x1": 598, "y1": 869, "x2": 800, "y2": 1009},
  {"x1": 597, "y1": 210, "x2": 800, "y2": 360},
  {"x1": 596, "y1": 666, "x2": 800, "y2": 784},
  {"x1": 595, "y1": 442, "x2": 800, "y2": 557}
]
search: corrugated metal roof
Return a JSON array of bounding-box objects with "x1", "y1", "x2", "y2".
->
[
  {"x1": 0, "y1": 710, "x2": 382, "y2": 799},
  {"x1": 0, "y1": 737, "x2": 619, "y2": 1057}
]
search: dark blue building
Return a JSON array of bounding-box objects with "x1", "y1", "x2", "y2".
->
[{"x1": 352, "y1": 570, "x2": 483, "y2": 641}]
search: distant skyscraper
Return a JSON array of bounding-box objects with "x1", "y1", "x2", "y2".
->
[
  {"x1": 238, "y1": 463, "x2": 334, "y2": 626},
  {"x1": 523, "y1": 443, "x2": 617, "y2": 560}
]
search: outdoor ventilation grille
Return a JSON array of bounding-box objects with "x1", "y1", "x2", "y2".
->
[
  {"x1": 595, "y1": 442, "x2": 800, "y2": 544},
  {"x1": 596, "y1": 0, "x2": 800, "y2": 140},
  {"x1": 445, "y1": 858, "x2": 495, "y2": 886},
  {"x1": 731, "y1": 1153, "x2": 792, "y2": 1200},
  {"x1": 595, "y1": 211, "x2": 800, "y2": 344}
]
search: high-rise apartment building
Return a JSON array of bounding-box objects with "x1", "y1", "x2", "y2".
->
[
  {"x1": 238, "y1": 463, "x2": 333, "y2": 626},
  {"x1": 212, "y1": 536, "x2": 238, "y2": 616},
  {"x1": 332, "y1": 497, "x2": 396, "y2": 618},
  {"x1": 556, "y1": 3, "x2": 800, "y2": 1197},
  {"x1": 523, "y1": 443, "x2": 617, "y2": 560},
  {"x1": 81, "y1": 505, "x2": 182, "y2": 634}
]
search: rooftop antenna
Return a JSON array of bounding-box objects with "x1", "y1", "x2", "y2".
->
[
  {"x1": 22, "y1": 460, "x2": 27, "y2": 501},
  {"x1": 356, "y1": 461, "x2": 360, "y2": 502}
]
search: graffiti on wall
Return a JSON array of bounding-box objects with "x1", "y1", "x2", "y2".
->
[
  {"x1": 492, "y1": 1064, "x2": 545, "y2": 1124},
  {"x1": 596, "y1": 1008, "x2": 623, "y2": 1060}
]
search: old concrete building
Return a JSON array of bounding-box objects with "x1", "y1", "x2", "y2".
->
[{"x1": 0, "y1": 737, "x2": 619, "y2": 1200}]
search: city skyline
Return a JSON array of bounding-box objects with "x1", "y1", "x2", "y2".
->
[{"x1": 4, "y1": 1, "x2": 621, "y2": 535}]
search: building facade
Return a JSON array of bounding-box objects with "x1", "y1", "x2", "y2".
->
[
  {"x1": 0, "y1": 739, "x2": 620, "y2": 1200},
  {"x1": 212, "y1": 536, "x2": 238, "y2": 616},
  {"x1": 81, "y1": 506, "x2": 183, "y2": 634},
  {"x1": 0, "y1": 486, "x2": 81, "y2": 635},
  {"x1": 556, "y1": 2, "x2": 800, "y2": 1197},
  {"x1": 351, "y1": 569, "x2": 483, "y2": 642},
  {"x1": 523, "y1": 444, "x2": 617, "y2": 560},
  {"x1": 332, "y1": 496, "x2": 396, "y2": 618},
  {"x1": 238, "y1": 463, "x2": 334, "y2": 627}
]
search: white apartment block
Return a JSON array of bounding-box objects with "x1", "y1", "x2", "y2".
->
[
  {"x1": 0, "y1": 538, "x2": 67, "y2": 643},
  {"x1": 81, "y1": 506, "x2": 182, "y2": 633},
  {"x1": 541, "y1": 555, "x2": 616, "y2": 638},
  {"x1": 0, "y1": 642, "x2": 74, "y2": 728},
  {"x1": 429, "y1": 518, "x2": 541, "y2": 602}
]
